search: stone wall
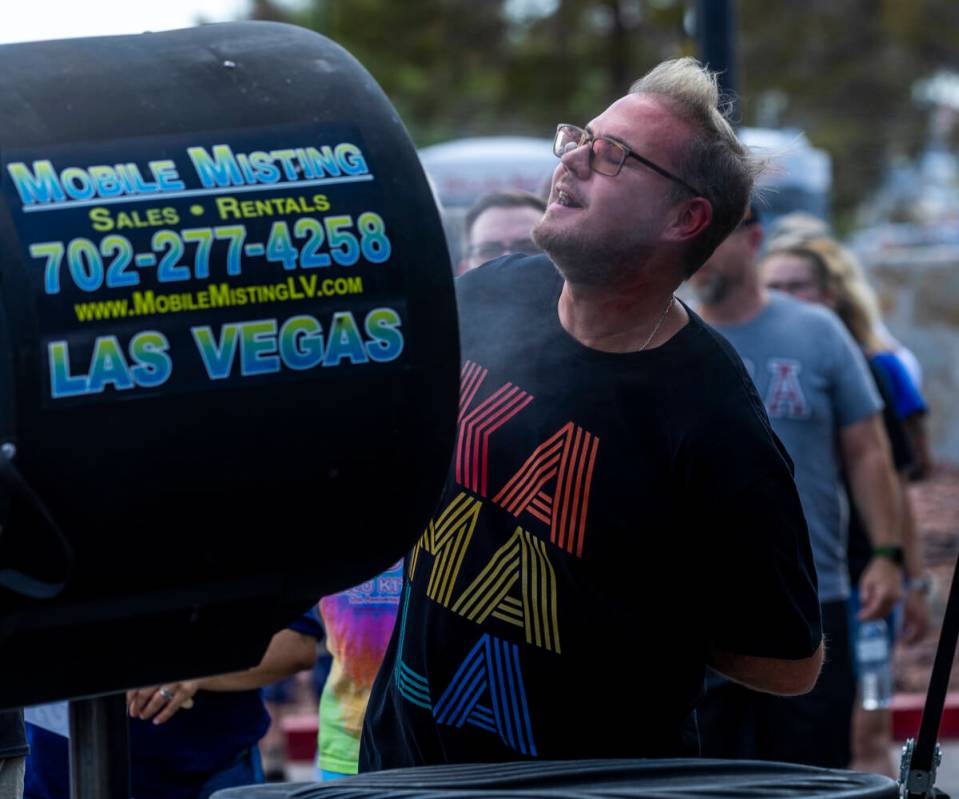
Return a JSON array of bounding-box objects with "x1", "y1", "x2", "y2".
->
[{"x1": 862, "y1": 245, "x2": 959, "y2": 466}]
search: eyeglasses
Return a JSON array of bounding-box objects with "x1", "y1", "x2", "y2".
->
[
  {"x1": 765, "y1": 279, "x2": 820, "y2": 296},
  {"x1": 553, "y1": 123, "x2": 703, "y2": 196},
  {"x1": 466, "y1": 237, "x2": 541, "y2": 262}
]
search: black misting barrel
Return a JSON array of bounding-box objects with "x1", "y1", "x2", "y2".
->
[
  {"x1": 0, "y1": 21, "x2": 458, "y2": 708},
  {"x1": 213, "y1": 758, "x2": 901, "y2": 798}
]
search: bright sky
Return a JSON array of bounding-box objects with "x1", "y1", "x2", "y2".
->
[{"x1": 0, "y1": 0, "x2": 258, "y2": 45}]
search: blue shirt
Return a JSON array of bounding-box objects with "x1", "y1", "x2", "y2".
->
[{"x1": 871, "y1": 351, "x2": 927, "y2": 420}]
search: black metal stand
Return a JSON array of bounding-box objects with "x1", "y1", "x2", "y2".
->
[
  {"x1": 68, "y1": 694, "x2": 130, "y2": 799},
  {"x1": 900, "y1": 557, "x2": 959, "y2": 798}
]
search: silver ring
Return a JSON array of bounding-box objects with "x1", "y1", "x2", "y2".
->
[{"x1": 159, "y1": 687, "x2": 174, "y2": 702}]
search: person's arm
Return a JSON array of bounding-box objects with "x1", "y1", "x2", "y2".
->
[
  {"x1": 899, "y1": 473, "x2": 929, "y2": 644},
  {"x1": 872, "y1": 351, "x2": 932, "y2": 479},
  {"x1": 128, "y1": 629, "x2": 318, "y2": 724},
  {"x1": 839, "y1": 413, "x2": 904, "y2": 620},
  {"x1": 904, "y1": 415, "x2": 935, "y2": 480},
  {"x1": 199, "y1": 628, "x2": 317, "y2": 691},
  {"x1": 709, "y1": 640, "x2": 824, "y2": 696}
]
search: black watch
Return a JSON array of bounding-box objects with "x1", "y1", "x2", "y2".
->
[{"x1": 873, "y1": 545, "x2": 904, "y2": 566}]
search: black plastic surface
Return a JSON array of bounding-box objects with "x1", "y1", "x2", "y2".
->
[
  {"x1": 212, "y1": 759, "x2": 900, "y2": 798},
  {"x1": 0, "y1": 21, "x2": 457, "y2": 707}
]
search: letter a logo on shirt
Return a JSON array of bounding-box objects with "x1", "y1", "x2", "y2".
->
[
  {"x1": 493, "y1": 421, "x2": 599, "y2": 558},
  {"x1": 393, "y1": 584, "x2": 433, "y2": 711},
  {"x1": 409, "y1": 492, "x2": 483, "y2": 607},
  {"x1": 765, "y1": 358, "x2": 810, "y2": 419},
  {"x1": 456, "y1": 360, "x2": 534, "y2": 497},
  {"x1": 451, "y1": 526, "x2": 561, "y2": 653},
  {"x1": 433, "y1": 634, "x2": 537, "y2": 757}
]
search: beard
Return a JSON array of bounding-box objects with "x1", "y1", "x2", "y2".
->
[{"x1": 532, "y1": 212, "x2": 655, "y2": 287}]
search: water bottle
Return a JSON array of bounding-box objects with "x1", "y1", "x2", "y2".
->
[{"x1": 857, "y1": 619, "x2": 893, "y2": 710}]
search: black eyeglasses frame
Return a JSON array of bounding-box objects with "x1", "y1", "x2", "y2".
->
[{"x1": 553, "y1": 123, "x2": 704, "y2": 197}]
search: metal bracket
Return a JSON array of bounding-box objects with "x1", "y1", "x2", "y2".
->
[{"x1": 899, "y1": 738, "x2": 942, "y2": 797}]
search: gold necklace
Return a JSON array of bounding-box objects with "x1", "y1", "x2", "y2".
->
[{"x1": 639, "y1": 295, "x2": 674, "y2": 351}]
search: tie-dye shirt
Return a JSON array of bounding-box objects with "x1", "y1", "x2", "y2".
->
[{"x1": 317, "y1": 560, "x2": 403, "y2": 774}]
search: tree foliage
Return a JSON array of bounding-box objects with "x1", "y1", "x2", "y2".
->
[
  {"x1": 739, "y1": 0, "x2": 959, "y2": 229},
  {"x1": 248, "y1": 0, "x2": 959, "y2": 228}
]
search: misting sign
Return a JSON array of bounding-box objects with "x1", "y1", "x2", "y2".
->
[{"x1": 2, "y1": 124, "x2": 407, "y2": 405}]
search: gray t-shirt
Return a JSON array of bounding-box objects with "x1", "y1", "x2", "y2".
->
[{"x1": 711, "y1": 293, "x2": 882, "y2": 602}]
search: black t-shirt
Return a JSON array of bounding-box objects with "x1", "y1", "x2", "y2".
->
[
  {"x1": 0, "y1": 709, "x2": 27, "y2": 759},
  {"x1": 360, "y1": 254, "x2": 821, "y2": 769}
]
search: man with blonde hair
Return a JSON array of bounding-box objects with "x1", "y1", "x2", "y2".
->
[{"x1": 360, "y1": 58, "x2": 823, "y2": 768}]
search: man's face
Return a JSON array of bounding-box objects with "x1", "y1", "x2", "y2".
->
[
  {"x1": 761, "y1": 253, "x2": 829, "y2": 305},
  {"x1": 532, "y1": 94, "x2": 693, "y2": 285},
  {"x1": 688, "y1": 221, "x2": 759, "y2": 305},
  {"x1": 462, "y1": 205, "x2": 544, "y2": 272}
]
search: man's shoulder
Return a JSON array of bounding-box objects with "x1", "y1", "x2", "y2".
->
[
  {"x1": 674, "y1": 308, "x2": 776, "y2": 427},
  {"x1": 672, "y1": 309, "x2": 796, "y2": 477},
  {"x1": 457, "y1": 252, "x2": 556, "y2": 295},
  {"x1": 683, "y1": 306, "x2": 755, "y2": 380},
  {"x1": 717, "y1": 293, "x2": 851, "y2": 367},
  {"x1": 456, "y1": 253, "x2": 559, "y2": 327}
]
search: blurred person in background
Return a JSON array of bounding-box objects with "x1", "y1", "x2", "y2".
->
[
  {"x1": 458, "y1": 189, "x2": 545, "y2": 274},
  {"x1": 313, "y1": 561, "x2": 403, "y2": 781},
  {"x1": 692, "y1": 203, "x2": 903, "y2": 770},
  {"x1": 874, "y1": 319, "x2": 927, "y2": 433},
  {"x1": 765, "y1": 211, "x2": 831, "y2": 247},
  {"x1": 260, "y1": 621, "x2": 331, "y2": 781},
  {"x1": 24, "y1": 619, "x2": 321, "y2": 799},
  {"x1": 761, "y1": 236, "x2": 931, "y2": 776},
  {"x1": 765, "y1": 215, "x2": 933, "y2": 479}
]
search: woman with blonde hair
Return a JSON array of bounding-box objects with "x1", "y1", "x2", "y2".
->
[
  {"x1": 760, "y1": 236, "x2": 930, "y2": 777},
  {"x1": 762, "y1": 237, "x2": 932, "y2": 475}
]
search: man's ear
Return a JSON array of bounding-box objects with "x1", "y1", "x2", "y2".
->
[
  {"x1": 745, "y1": 221, "x2": 764, "y2": 254},
  {"x1": 665, "y1": 197, "x2": 712, "y2": 243}
]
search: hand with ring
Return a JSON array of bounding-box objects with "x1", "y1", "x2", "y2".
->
[{"x1": 127, "y1": 681, "x2": 198, "y2": 725}]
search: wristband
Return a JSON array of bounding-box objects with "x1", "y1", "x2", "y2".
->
[
  {"x1": 873, "y1": 545, "x2": 904, "y2": 566},
  {"x1": 907, "y1": 575, "x2": 932, "y2": 595}
]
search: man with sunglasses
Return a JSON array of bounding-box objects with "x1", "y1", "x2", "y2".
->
[{"x1": 360, "y1": 58, "x2": 823, "y2": 770}]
